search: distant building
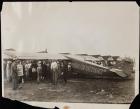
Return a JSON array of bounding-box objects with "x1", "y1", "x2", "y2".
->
[
  {"x1": 3, "y1": 48, "x2": 16, "y2": 59},
  {"x1": 75, "y1": 54, "x2": 88, "y2": 60},
  {"x1": 59, "y1": 53, "x2": 71, "y2": 55},
  {"x1": 4, "y1": 48, "x2": 16, "y2": 51},
  {"x1": 3, "y1": 48, "x2": 16, "y2": 55},
  {"x1": 76, "y1": 54, "x2": 88, "y2": 56},
  {"x1": 37, "y1": 51, "x2": 47, "y2": 53},
  {"x1": 44, "y1": 48, "x2": 48, "y2": 53},
  {"x1": 123, "y1": 57, "x2": 133, "y2": 63},
  {"x1": 89, "y1": 55, "x2": 101, "y2": 58},
  {"x1": 37, "y1": 48, "x2": 48, "y2": 53}
]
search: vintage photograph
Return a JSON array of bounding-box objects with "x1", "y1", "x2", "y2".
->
[{"x1": 1, "y1": 2, "x2": 139, "y2": 105}]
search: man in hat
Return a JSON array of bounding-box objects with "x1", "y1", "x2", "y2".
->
[
  {"x1": 51, "y1": 60, "x2": 59, "y2": 85},
  {"x1": 17, "y1": 60, "x2": 24, "y2": 84},
  {"x1": 24, "y1": 60, "x2": 29, "y2": 81},
  {"x1": 31, "y1": 60, "x2": 37, "y2": 80},
  {"x1": 42, "y1": 61, "x2": 47, "y2": 80},
  {"x1": 63, "y1": 61, "x2": 69, "y2": 84},
  {"x1": 3, "y1": 60, "x2": 7, "y2": 80},
  {"x1": 11, "y1": 58, "x2": 18, "y2": 90},
  {"x1": 37, "y1": 61, "x2": 42, "y2": 83},
  {"x1": 46, "y1": 61, "x2": 51, "y2": 81},
  {"x1": 59, "y1": 61, "x2": 68, "y2": 84},
  {"x1": 68, "y1": 62, "x2": 72, "y2": 72},
  {"x1": 6, "y1": 60, "x2": 12, "y2": 82}
]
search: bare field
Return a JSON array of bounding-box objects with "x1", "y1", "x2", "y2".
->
[{"x1": 4, "y1": 77, "x2": 135, "y2": 103}]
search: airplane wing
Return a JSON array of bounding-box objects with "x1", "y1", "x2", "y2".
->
[{"x1": 3, "y1": 52, "x2": 68, "y2": 60}]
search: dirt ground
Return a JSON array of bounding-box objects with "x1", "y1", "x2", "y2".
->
[{"x1": 4, "y1": 76, "x2": 135, "y2": 104}]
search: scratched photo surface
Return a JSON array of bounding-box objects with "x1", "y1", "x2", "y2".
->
[{"x1": 1, "y1": 2, "x2": 139, "y2": 107}]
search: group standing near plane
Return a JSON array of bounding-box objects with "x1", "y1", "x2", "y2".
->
[
  {"x1": 4, "y1": 59, "x2": 72, "y2": 90},
  {"x1": 3, "y1": 51, "x2": 135, "y2": 91}
]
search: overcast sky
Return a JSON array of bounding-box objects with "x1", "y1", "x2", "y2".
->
[{"x1": 1, "y1": 2, "x2": 139, "y2": 58}]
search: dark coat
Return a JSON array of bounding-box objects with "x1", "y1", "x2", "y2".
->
[{"x1": 11, "y1": 62, "x2": 17, "y2": 78}]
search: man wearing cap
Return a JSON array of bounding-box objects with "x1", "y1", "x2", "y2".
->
[
  {"x1": 31, "y1": 61, "x2": 37, "y2": 80},
  {"x1": 63, "y1": 61, "x2": 68, "y2": 83},
  {"x1": 51, "y1": 60, "x2": 59, "y2": 85},
  {"x1": 17, "y1": 60, "x2": 24, "y2": 84},
  {"x1": 11, "y1": 59, "x2": 18, "y2": 90},
  {"x1": 42, "y1": 61, "x2": 47, "y2": 80},
  {"x1": 6, "y1": 60, "x2": 12, "y2": 82},
  {"x1": 37, "y1": 61, "x2": 42, "y2": 83}
]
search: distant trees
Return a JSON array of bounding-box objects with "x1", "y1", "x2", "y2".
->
[{"x1": 123, "y1": 56, "x2": 134, "y2": 64}]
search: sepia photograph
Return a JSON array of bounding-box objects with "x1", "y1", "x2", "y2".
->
[{"x1": 1, "y1": 1, "x2": 139, "y2": 108}]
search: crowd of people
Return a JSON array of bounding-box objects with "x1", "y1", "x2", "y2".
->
[{"x1": 3, "y1": 59, "x2": 72, "y2": 90}]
